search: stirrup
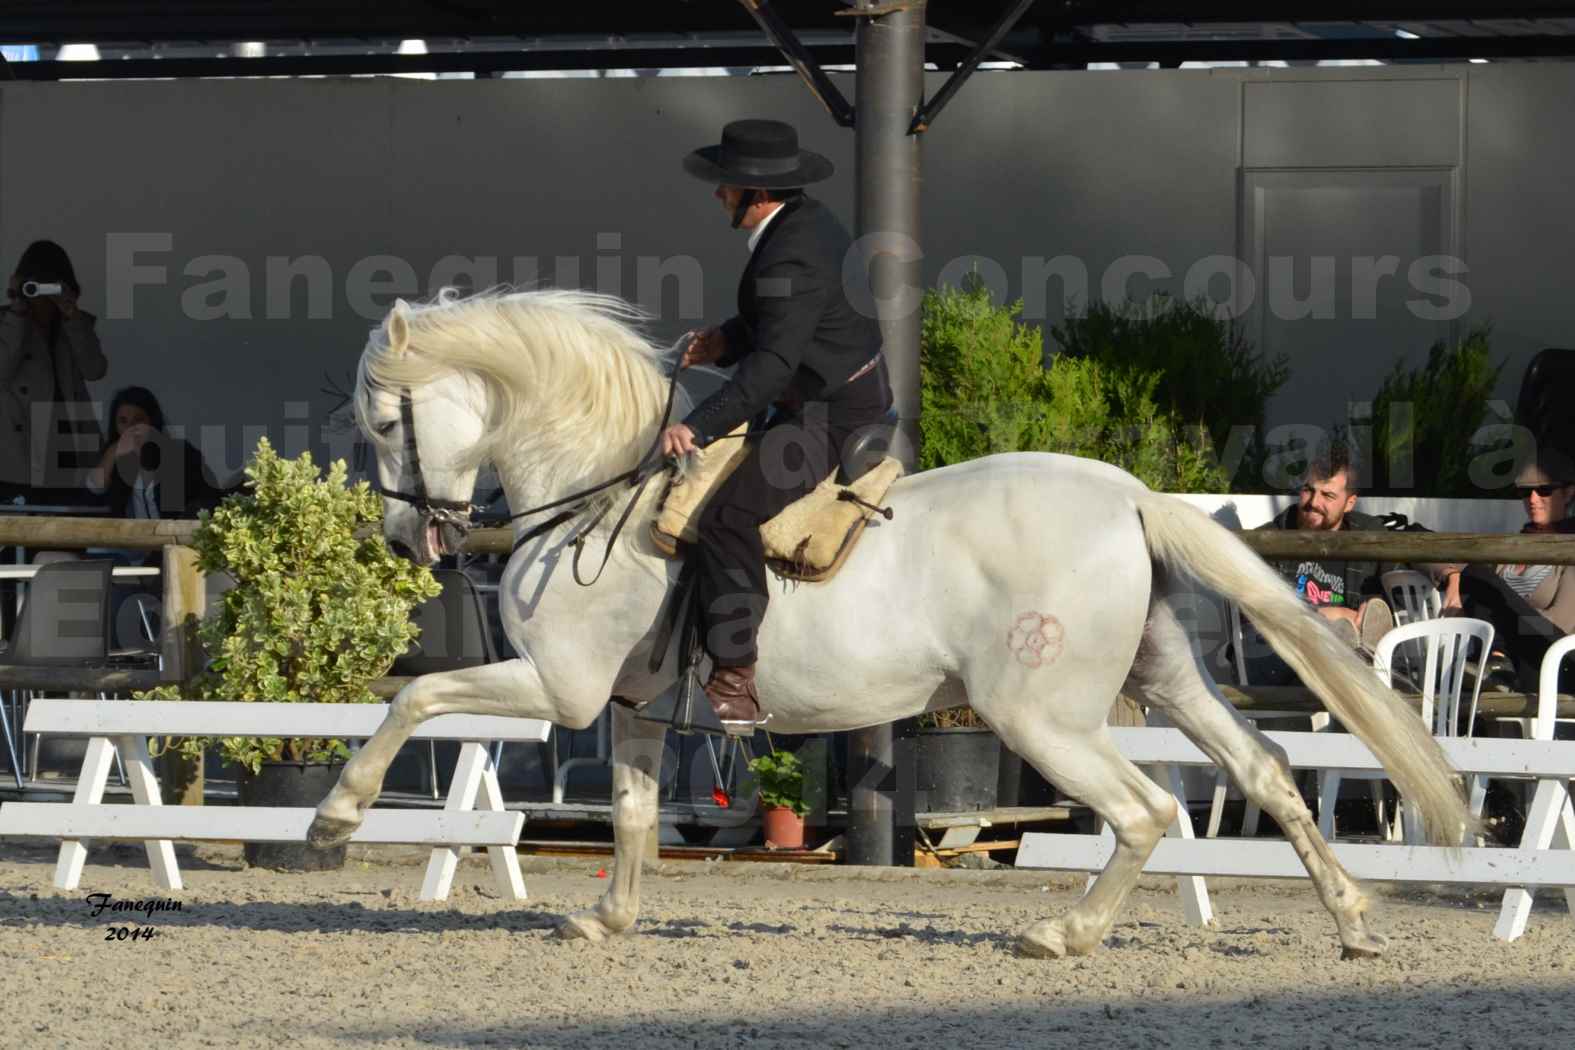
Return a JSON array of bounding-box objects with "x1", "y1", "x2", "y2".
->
[{"x1": 720, "y1": 712, "x2": 772, "y2": 738}]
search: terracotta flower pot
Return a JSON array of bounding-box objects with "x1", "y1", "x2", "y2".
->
[{"x1": 761, "y1": 804, "x2": 805, "y2": 849}]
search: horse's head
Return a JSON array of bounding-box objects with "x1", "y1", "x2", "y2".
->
[{"x1": 358, "y1": 300, "x2": 489, "y2": 564}]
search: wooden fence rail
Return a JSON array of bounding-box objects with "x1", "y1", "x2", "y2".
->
[{"x1": 6, "y1": 515, "x2": 1575, "y2": 563}]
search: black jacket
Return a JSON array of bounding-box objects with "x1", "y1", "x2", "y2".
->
[
  {"x1": 1255, "y1": 506, "x2": 1392, "y2": 609},
  {"x1": 683, "y1": 195, "x2": 885, "y2": 444},
  {"x1": 102, "y1": 434, "x2": 226, "y2": 520}
]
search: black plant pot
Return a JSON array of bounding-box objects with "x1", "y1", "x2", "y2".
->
[
  {"x1": 238, "y1": 761, "x2": 347, "y2": 872},
  {"x1": 915, "y1": 727, "x2": 1000, "y2": 814},
  {"x1": 995, "y1": 747, "x2": 1057, "y2": 808}
]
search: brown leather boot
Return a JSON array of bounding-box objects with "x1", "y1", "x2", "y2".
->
[{"x1": 703, "y1": 664, "x2": 769, "y2": 735}]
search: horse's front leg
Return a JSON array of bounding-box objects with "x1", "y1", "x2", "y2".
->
[
  {"x1": 308, "y1": 659, "x2": 591, "y2": 849},
  {"x1": 557, "y1": 703, "x2": 668, "y2": 942}
]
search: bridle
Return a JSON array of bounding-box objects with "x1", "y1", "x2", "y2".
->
[{"x1": 374, "y1": 392, "x2": 484, "y2": 543}]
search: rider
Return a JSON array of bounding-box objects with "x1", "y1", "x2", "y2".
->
[{"x1": 660, "y1": 118, "x2": 893, "y2": 733}]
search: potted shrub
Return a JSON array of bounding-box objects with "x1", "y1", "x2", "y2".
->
[
  {"x1": 747, "y1": 750, "x2": 811, "y2": 849},
  {"x1": 141, "y1": 438, "x2": 440, "y2": 871},
  {"x1": 914, "y1": 706, "x2": 1002, "y2": 815}
]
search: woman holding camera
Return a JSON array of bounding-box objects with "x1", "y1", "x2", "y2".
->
[
  {"x1": 85, "y1": 386, "x2": 225, "y2": 525},
  {"x1": 0, "y1": 239, "x2": 107, "y2": 503}
]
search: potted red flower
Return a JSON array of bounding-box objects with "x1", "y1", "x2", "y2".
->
[{"x1": 747, "y1": 750, "x2": 811, "y2": 849}]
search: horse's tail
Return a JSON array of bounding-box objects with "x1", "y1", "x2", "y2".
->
[{"x1": 1132, "y1": 491, "x2": 1476, "y2": 847}]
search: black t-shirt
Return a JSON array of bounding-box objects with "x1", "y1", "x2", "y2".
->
[{"x1": 1254, "y1": 506, "x2": 1390, "y2": 610}]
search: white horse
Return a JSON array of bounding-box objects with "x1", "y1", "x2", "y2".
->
[{"x1": 309, "y1": 288, "x2": 1472, "y2": 959}]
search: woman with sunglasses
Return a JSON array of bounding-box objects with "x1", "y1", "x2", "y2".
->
[{"x1": 1437, "y1": 450, "x2": 1575, "y2": 694}]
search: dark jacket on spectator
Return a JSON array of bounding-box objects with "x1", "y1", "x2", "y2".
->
[
  {"x1": 1255, "y1": 506, "x2": 1392, "y2": 610},
  {"x1": 96, "y1": 434, "x2": 226, "y2": 520}
]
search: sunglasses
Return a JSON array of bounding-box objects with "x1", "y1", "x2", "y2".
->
[{"x1": 1516, "y1": 484, "x2": 1563, "y2": 498}]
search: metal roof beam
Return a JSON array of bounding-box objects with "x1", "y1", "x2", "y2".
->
[
  {"x1": 4, "y1": 44, "x2": 921, "y2": 81},
  {"x1": 911, "y1": 0, "x2": 1038, "y2": 132},
  {"x1": 736, "y1": 0, "x2": 855, "y2": 127},
  {"x1": 1012, "y1": 32, "x2": 1575, "y2": 65}
]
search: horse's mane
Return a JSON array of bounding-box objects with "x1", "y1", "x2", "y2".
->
[{"x1": 356, "y1": 287, "x2": 671, "y2": 503}]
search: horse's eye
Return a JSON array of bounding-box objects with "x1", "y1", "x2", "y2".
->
[{"x1": 372, "y1": 420, "x2": 398, "y2": 438}]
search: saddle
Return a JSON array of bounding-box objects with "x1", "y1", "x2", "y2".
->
[
  {"x1": 632, "y1": 414, "x2": 902, "y2": 735},
  {"x1": 650, "y1": 417, "x2": 903, "y2": 583}
]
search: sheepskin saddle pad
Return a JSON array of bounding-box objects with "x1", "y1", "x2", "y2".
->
[{"x1": 651, "y1": 424, "x2": 903, "y2": 583}]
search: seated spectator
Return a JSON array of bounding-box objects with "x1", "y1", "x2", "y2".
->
[
  {"x1": 1242, "y1": 441, "x2": 1395, "y2": 684},
  {"x1": 0, "y1": 239, "x2": 107, "y2": 503},
  {"x1": 1433, "y1": 449, "x2": 1575, "y2": 694},
  {"x1": 85, "y1": 386, "x2": 226, "y2": 526}
]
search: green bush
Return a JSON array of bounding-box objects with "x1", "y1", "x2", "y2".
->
[
  {"x1": 1051, "y1": 295, "x2": 1289, "y2": 454},
  {"x1": 140, "y1": 439, "x2": 441, "y2": 772},
  {"x1": 918, "y1": 278, "x2": 1231, "y2": 493},
  {"x1": 1051, "y1": 295, "x2": 1288, "y2": 490},
  {"x1": 1364, "y1": 325, "x2": 1504, "y2": 496}
]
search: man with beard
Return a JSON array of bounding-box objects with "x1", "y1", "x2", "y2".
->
[{"x1": 1243, "y1": 442, "x2": 1396, "y2": 684}]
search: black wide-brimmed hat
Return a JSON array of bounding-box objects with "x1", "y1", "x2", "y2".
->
[{"x1": 683, "y1": 119, "x2": 833, "y2": 189}]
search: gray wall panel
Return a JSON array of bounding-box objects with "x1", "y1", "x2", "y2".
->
[
  {"x1": 0, "y1": 65, "x2": 1568, "y2": 492},
  {"x1": 1459, "y1": 64, "x2": 1575, "y2": 396},
  {"x1": 920, "y1": 70, "x2": 1242, "y2": 328},
  {"x1": 1243, "y1": 77, "x2": 1462, "y2": 169}
]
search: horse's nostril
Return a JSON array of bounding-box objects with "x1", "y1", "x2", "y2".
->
[{"x1": 389, "y1": 539, "x2": 417, "y2": 562}]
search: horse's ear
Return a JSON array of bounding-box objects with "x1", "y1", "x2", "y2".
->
[{"x1": 386, "y1": 299, "x2": 411, "y2": 355}]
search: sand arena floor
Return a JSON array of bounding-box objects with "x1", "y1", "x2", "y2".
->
[{"x1": 1, "y1": 838, "x2": 1572, "y2": 1050}]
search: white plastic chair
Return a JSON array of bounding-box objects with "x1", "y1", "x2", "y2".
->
[
  {"x1": 1318, "y1": 617, "x2": 1494, "y2": 844},
  {"x1": 1493, "y1": 635, "x2": 1575, "y2": 941},
  {"x1": 1531, "y1": 635, "x2": 1575, "y2": 742},
  {"x1": 1382, "y1": 569, "x2": 1442, "y2": 625},
  {"x1": 1381, "y1": 569, "x2": 1443, "y2": 686}
]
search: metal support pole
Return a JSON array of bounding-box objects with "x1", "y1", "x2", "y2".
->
[{"x1": 847, "y1": 0, "x2": 923, "y2": 868}]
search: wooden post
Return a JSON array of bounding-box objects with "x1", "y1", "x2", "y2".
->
[{"x1": 156, "y1": 544, "x2": 205, "y2": 806}]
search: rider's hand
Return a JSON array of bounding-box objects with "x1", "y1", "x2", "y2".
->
[
  {"x1": 660, "y1": 423, "x2": 698, "y2": 458},
  {"x1": 680, "y1": 327, "x2": 725, "y2": 369}
]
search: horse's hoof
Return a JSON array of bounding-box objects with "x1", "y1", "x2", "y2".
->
[
  {"x1": 1017, "y1": 921, "x2": 1069, "y2": 959},
  {"x1": 1340, "y1": 932, "x2": 1388, "y2": 960},
  {"x1": 306, "y1": 814, "x2": 358, "y2": 850},
  {"x1": 555, "y1": 912, "x2": 612, "y2": 943}
]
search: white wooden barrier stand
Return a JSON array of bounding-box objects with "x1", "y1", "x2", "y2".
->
[
  {"x1": 0, "y1": 700, "x2": 551, "y2": 902},
  {"x1": 1017, "y1": 726, "x2": 1575, "y2": 941}
]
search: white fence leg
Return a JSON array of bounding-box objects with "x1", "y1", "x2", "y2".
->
[
  {"x1": 115, "y1": 735, "x2": 183, "y2": 892},
  {"x1": 1493, "y1": 776, "x2": 1575, "y2": 942},
  {"x1": 54, "y1": 737, "x2": 116, "y2": 890},
  {"x1": 421, "y1": 742, "x2": 525, "y2": 902},
  {"x1": 478, "y1": 754, "x2": 526, "y2": 900},
  {"x1": 1151, "y1": 763, "x2": 1214, "y2": 927}
]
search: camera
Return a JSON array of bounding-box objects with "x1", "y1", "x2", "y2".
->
[{"x1": 22, "y1": 280, "x2": 63, "y2": 298}]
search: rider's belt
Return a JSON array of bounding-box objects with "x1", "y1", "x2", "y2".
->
[{"x1": 776, "y1": 355, "x2": 880, "y2": 414}]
